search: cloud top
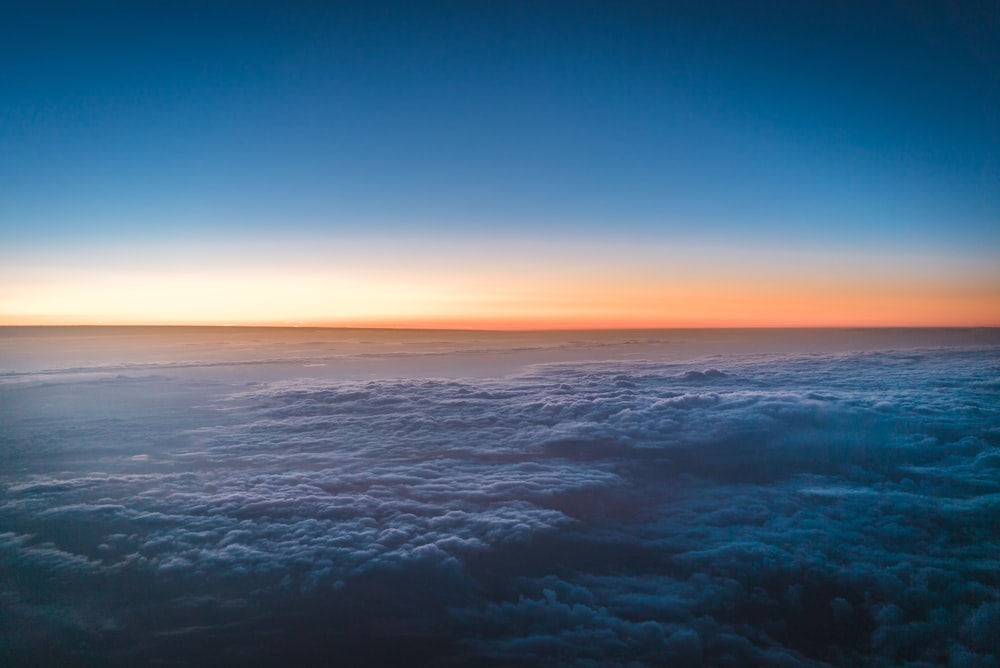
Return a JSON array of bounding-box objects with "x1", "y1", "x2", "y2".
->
[{"x1": 2, "y1": 346, "x2": 998, "y2": 665}]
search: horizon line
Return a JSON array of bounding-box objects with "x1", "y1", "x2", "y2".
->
[{"x1": 2, "y1": 324, "x2": 998, "y2": 332}]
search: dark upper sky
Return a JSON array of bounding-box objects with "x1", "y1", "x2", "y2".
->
[{"x1": 2, "y1": 0, "x2": 996, "y2": 237}]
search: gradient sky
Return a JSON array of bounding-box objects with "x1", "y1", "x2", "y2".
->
[{"x1": 1, "y1": 1, "x2": 998, "y2": 327}]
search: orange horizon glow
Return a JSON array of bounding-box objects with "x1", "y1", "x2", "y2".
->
[
  {"x1": 2, "y1": 238, "x2": 998, "y2": 329},
  {"x1": 3, "y1": 289, "x2": 998, "y2": 329},
  {"x1": 3, "y1": 275, "x2": 998, "y2": 328},
  {"x1": 3, "y1": 318, "x2": 998, "y2": 329}
]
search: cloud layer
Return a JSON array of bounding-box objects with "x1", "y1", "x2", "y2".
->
[{"x1": 2, "y1": 346, "x2": 999, "y2": 666}]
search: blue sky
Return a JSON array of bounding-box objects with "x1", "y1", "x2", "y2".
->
[{"x1": 1, "y1": 1, "x2": 998, "y2": 325}]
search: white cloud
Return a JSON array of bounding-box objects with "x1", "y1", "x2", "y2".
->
[{"x1": 1, "y1": 346, "x2": 998, "y2": 665}]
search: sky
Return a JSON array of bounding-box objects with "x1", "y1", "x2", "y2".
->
[{"x1": 1, "y1": 0, "x2": 998, "y2": 327}]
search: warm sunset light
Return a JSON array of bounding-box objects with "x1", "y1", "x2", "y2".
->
[{"x1": 2, "y1": 238, "x2": 998, "y2": 327}]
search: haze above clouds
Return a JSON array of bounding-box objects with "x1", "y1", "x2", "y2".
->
[{"x1": 2, "y1": 329, "x2": 998, "y2": 666}]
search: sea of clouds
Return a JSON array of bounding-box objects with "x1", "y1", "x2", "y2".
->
[{"x1": 2, "y1": 345, "x2": 998, "y2": 666}]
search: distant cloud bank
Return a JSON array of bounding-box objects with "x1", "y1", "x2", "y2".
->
[{"x1": 2, "y1": 346, "x2": 999, "y2": 666}]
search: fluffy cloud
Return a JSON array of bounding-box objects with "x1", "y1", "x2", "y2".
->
[{"x1": 1, "y1": 346, "x2": 998, "y2": 665}]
